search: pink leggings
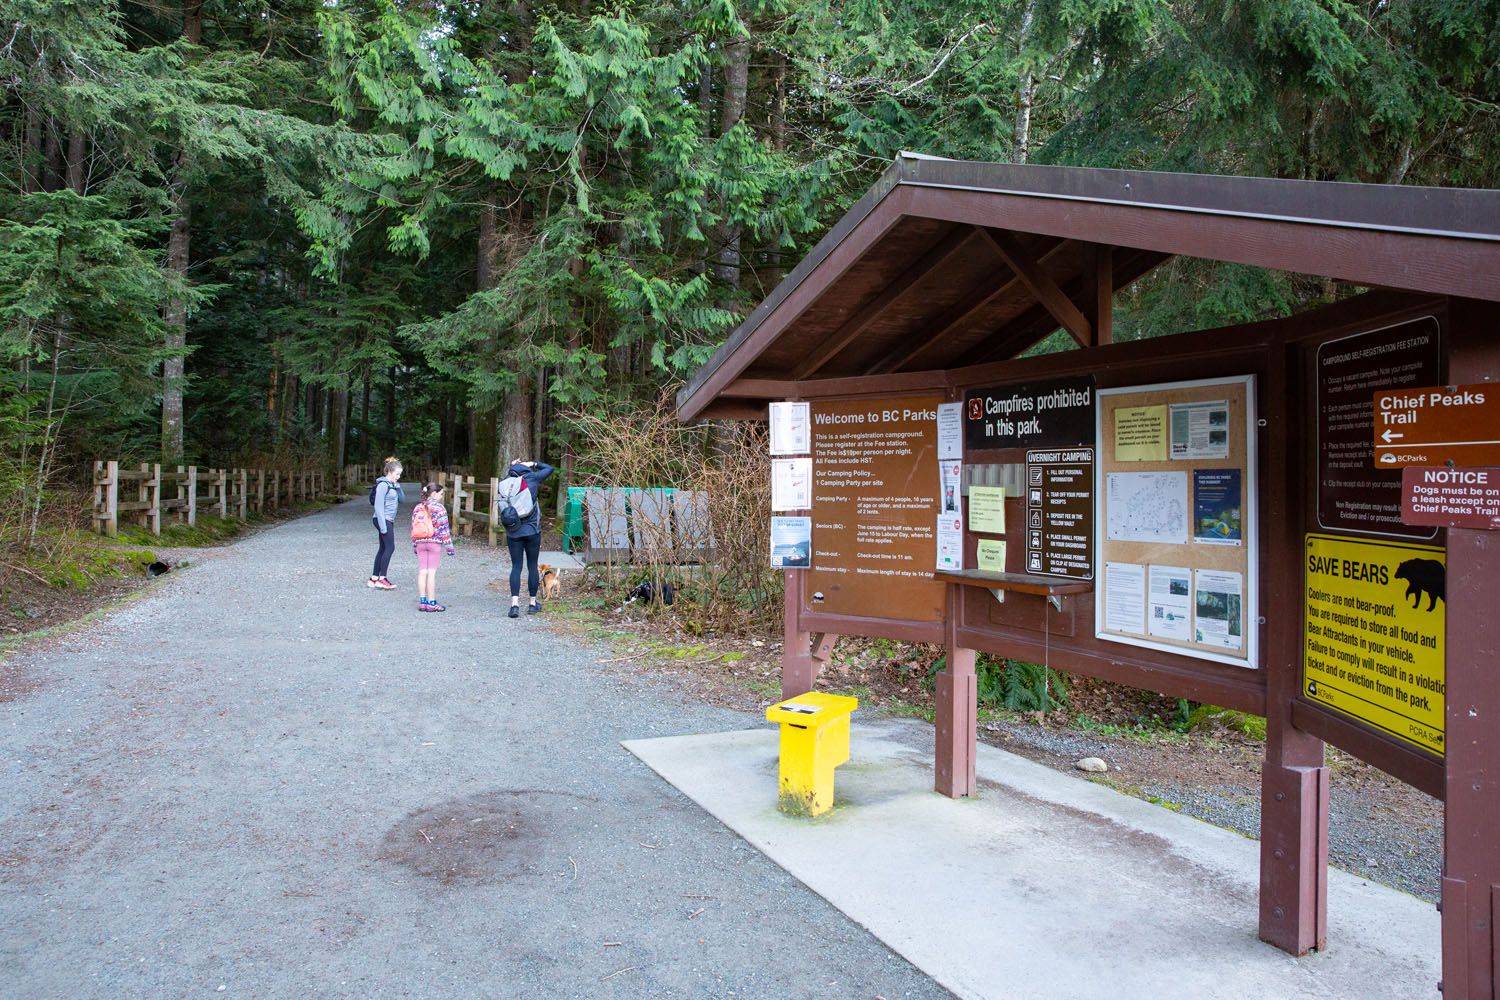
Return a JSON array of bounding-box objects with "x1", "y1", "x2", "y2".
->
[{"x1": 415, "y1": 543, "x2": 443, "y2": 571}]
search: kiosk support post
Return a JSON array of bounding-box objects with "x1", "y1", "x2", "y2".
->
[
  {"x1": 1259, "y1": 347, "x2": 1329, "y2": 957},
  {"x1": 1441, "y1": 301, "x2": 1500, "y2": 1000},
  {"x1": 781, "y1": 569, "x2": 817, "y2": 699},
  {"x1": 935, "y1": 584, "x2": 977, "y2": 798}
]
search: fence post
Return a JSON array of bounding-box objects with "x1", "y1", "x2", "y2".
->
[
  {"x1": 463, "y1": 476, "x2": 477, "y2": 538},
  {"x1": 187, "y1": 466, "x2": 198, "y2": 526},
  {"x1": 488, "y1": 476, "x2": 500, "y2": 547},
  {"x1": 217, "y1": 469, "x2": 228, "y2": 517},
  {"x1": 451, "y1": 475, "x2": 467, "y2": 537},
  {"x1": 237, "y1": 468, "x2": 247, "y2": 519},
  {"x1": 149, "y1": 464, "x2": 162, "y2": 535},
  {"x1": 256, "y1": 469, "x2": 265, "y2": 513},
  {"x1": 93, "y1": 461, "x2": 118, "y2": 537}
]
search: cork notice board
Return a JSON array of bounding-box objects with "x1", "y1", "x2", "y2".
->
[{"x1": 1094, "y1": 376, "x2": 1258, "y2": 669}]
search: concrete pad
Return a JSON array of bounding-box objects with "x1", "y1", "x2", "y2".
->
[
  {"x1": 539, "y1": 549, "x2": 584, "y2": 570},
  {"x1": 624, "y1": 721, "x2": 1439, "y2": 1000}
]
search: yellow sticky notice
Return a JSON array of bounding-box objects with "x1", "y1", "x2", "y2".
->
[
  {"x1": 969, "y1": 486, "x2": 1006, "y2": 533},
  {"x1": 976, "y1": 539, "x2": 1007, "y2": 572},
  {"x1": 1115, "y1": 405, "x2": 1167, "y2": 461}
]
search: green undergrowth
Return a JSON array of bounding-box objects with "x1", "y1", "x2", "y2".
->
[
  {"x1": 12, "y1": 537, "x2": 157, "y2": 590},
  {"x1": 116, "y1": 513, "x2": 253, "y2": 547}
]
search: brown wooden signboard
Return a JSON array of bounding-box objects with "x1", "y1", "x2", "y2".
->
[
  {"x1": 807, "y1": 396, "x2": 945, "y2": 621},
  {"x1": 1315, "y1": 317, "x2": 1441, "y2": 538},
  {"x1": 1373, "y1": 382, "x2": 1500, "y2": 468},
  {"x1": 1402, "y1": 466, "x2": 1500, "y2": 530}
]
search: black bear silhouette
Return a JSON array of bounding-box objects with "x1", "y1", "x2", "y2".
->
[{"x1": 1394, "y1": 558, "x2": 1444, "y2": 612}]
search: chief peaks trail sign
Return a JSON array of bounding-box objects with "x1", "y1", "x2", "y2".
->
[{"x1": 1372, "y1": 382, "x2": 1500, "y2": 467}]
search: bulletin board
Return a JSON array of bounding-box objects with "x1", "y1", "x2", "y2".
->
[{"x1": 1093, "y1": 376, "x2": 1258, "y2": 669}]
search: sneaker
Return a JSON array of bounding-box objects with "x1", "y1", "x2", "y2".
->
[
  {"x1": 508, "y1": 605, "x2": 520, "y2": 619},
  {"x1": 527, "y1": 602, "x2": 540, "y2": 615},
  {"x1": 366, "y1": 577, "x2": 382, "y2": 589},
  {"x1": 373, "y1": 578, "x2": 396, "y2": 591},
  {"x1": 418, "y1": 602, "x2": 434, "y2": 612},
  {"x1": 429, "y1": 602, "x2": 445, "y2": 613}
]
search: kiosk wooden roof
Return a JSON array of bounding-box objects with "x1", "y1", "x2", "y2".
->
[{"x1": 678, "y1": 153, "x2": 1500, "y2": 421}]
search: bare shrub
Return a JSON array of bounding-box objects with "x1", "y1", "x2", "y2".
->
[{"x1": 568, "y1": 394, "x2": 780, "y2": 635}]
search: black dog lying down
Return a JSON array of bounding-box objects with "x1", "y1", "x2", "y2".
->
[{"x1": 623, "y1": 579, "x2": 675, "y2": 607}]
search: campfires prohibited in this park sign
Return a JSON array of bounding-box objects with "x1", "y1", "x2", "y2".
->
[{"x1": 1302, "y1": 534, "x2": 1446, "y2": 756}]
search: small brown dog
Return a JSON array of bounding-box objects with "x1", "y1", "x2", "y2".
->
[{"x1": 539, "y1": 564, "x2": 561, "y2": 601}]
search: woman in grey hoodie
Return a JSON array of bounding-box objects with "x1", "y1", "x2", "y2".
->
[
  {"x1": 500, "y1": 458, "x2": 554, "y2": 617},
  {"x1": 368, "y1": 457, "x2": 403, "y2": 590}
]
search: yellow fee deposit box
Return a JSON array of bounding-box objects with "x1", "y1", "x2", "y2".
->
[{"x1": 765, "y1": 692, "x2": 858, "y2": 816}]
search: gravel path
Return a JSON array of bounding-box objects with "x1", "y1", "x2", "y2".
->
[{"x1": 1, "y1": 496, "x2": 949, "y2": 999}]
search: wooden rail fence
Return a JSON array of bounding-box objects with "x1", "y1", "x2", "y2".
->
[{"x1": 92, "y1": 461, "x2": 330, "y2": 537}]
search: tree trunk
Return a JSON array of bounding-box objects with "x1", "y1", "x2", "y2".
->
[
  {"x1": 183, "y1": 1, "x2": 203, "y2": 44},
  {"x1": 328, "y1": 389, "x2": 348, "y2": 471},
  {"x1": 1012, "y1": 0, "x2": 1037, "y2": 164},
  {"x1": 500, "y1": 376, "x2": 533, "y2": 470},
  {"x1": 715, "y1": 10, "x2": 753, "y2": 292},
  {"x1": 161, "y1": 1, "x2": 202, "y2": 463},
  {"x1": 41, "y1": 124, "x2": 62, "y2": 192},
  {"x1": 384, "y1": 367, "x2": 397, "y2": 456},
  {"x1": 472, "y1": 188, "x2": 501, "y2": 480},
  {"x1": 531, "y1": 368, "x2": 545, "y2": 462},
  {"x1": 361, "y1": 377, "x2": 372, "y2": 462},
  {"x1": 65, "y1": 132, "x2": 85, "y2": 193},
  {"x1": 162, "y1": 177, "x2": 189, "y2": 462}
]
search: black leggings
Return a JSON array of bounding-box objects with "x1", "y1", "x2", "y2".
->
[
  {"x1": 372, "y1": 518, "x2": 395, "y2": 578},
  {"x1": 507, "y1": 533, "x2": 541, "y2": 598}
]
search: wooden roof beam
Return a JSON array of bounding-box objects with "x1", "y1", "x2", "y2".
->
[
  {"x1": 870, "y1": 237, "x2": 1071, "y2": 375},
  {"x1": 789, "y1": 225, "x2": 978, "y2": 380},
  {"x1": 956, "y1": 249, "x2": 1170, "y2": 367},
  {"x1": 979, "y1": 227, "x2": 1092, "y2": 348}
]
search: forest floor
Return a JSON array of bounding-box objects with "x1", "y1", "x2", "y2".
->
[{"x1": 545, "y1": 569, "x2": 1443, "y2": 905}]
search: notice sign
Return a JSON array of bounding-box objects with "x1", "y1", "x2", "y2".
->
[
  {"x1": 1025, "y1": 449, "x2": 1094, "y2": 579},
  {"x1": 1302, "y1": 533, "x2": 1446, "y2": 756},
  {"x1": 808, "y1": 396, "x2": 945, "y2": 621},
  {"x1": 1372, "y1": 383, "x2": 1500, "y2": 468},
  {"x1": 964, "y1": 376, "x2": 1094, "y2": 451},
  {"x1": 1402, "y1": 466, "x2": 1500, "y2": 530},
  {"x1": 1316, "y1": 317, "x2": 1440, "y2": 537}
]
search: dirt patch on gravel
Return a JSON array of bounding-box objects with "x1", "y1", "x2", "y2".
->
[{"x1": 379, "y1": 789, "x2": 597, "y2": 886}]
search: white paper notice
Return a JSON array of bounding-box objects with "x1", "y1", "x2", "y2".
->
[
  {"x1": 771, "y1": 457, "x2": 812, "y2": 512},
  {"x1": 1193, "y1": 569, "x2": 1244, "y2": 650},
  {"x1": 938, "y1": 460, "x2": 963, "y2": 520},
  {"x1": 1104, "y1": 562, "x2": 1147, "y2": 635},
  {"x1": 1169, "y1": 400, "x2": 1229, "y2": 460},
  {"x1": 769, "y1": 401, "x2": 810, "y2": 455},
  {"x1": 1147, "y1": 564, "x2": 1192, "y2": 641},
  {"x1": 937, "y1": 402, "x2": 963, "y2": 461},
  {"x1": 1105, "y1": 471, "x2": 1190, "y2": 544},
  {"x1": 936, "y1": 526, "x2": 964, "y2": 572}
]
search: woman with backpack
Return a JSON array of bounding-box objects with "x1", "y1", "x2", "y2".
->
[
  {"x1": 411, "y1": 481, "x2": 456, "y2": 612},
  {"x1": 368, "y1": 457, "x2": 403, "y2": 590},
  {"x1": 498, "y1": 458, "x2": 554, "y2": 618}
]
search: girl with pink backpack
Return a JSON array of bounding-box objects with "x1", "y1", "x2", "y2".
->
[{"x1": 411, "y1": 482, "x2": 456, "y2": 612}]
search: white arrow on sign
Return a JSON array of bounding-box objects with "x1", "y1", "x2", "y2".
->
[{"x1": 1380, "y1": 429, "x2": 1404, "y2": 443}]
